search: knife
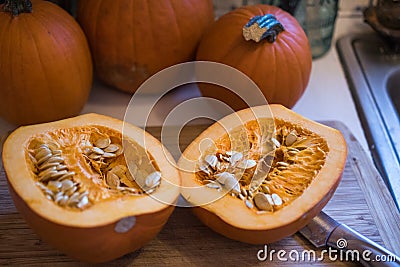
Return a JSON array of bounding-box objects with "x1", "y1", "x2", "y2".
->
[{"x1": 299, "y1": 211, "x2": 400, "y2": 266}]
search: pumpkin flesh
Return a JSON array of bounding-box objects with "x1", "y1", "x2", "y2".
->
[
  {"x1": 2, "y1": 114, "x2": 180, "y2": 262},
  {"x1": 178, "y1": 105, "x2": 347, "y2": 244}
]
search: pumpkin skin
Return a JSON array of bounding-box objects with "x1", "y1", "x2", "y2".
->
[
  {"x1": 196, "y1": 5, "x2": 312, "y2": 111},
  {"x1": 2, "y1": 114, "x2": 180, "y2": 263},
  {"x1": 178, "y1": 105, "x2": 347, "y2": 244},
  {"x1": 77, "y1": 0, "x2": 214, "y2": 93},
  {"x1": 0, "y1": 0, "x2": 93, "y2": 126}
]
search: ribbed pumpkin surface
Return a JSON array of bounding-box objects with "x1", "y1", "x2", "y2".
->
[
  {"x1": 77, "y1": 0, "x2": 214, "y2": 93},
  {"x1": 0, "y1": 0, "x2": 92, "y2": 125},
  {"x1": 196, "y1": 5, "x2": 312, "y2": 110}
]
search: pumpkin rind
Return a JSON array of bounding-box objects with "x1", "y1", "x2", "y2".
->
[
  {"x1": 0, "y1": 0, "x2": 93, "y2": 126},
  {"x1": 2, "y1": 114, "x2": 181, "y2": 263},
  {"x1": 77, "y1": 0, "x2": 214, "y2": 93},
  {"x1": 196, "y1": 5, "x2": 312, "y2": 111},
  {"x1": 178, "y1": 105, "x2": 347, "y2": 244}
]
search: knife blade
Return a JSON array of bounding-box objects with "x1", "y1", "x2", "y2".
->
[{"x1": 299, "y1": 211, "x2": 400, "y2": 266}]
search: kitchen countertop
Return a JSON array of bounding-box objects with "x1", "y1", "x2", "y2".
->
[{"x1": 0, "y1": 7, "x2": 374, "y2": 154}]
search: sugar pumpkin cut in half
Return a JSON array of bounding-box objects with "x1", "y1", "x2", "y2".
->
[
  {"x1": 2, "y1": 114, "x2": 180, "y2": 263},
  {"x1": 178, "y1": 105, "x2": 347, "y2": 244}
]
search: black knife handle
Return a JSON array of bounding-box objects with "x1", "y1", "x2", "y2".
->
[{"x1": 327, "y1": 224, "x2": 400, "y2": 267}]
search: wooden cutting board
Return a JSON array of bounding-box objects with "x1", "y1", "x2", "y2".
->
[{"x1": 0, "y1": 121, "x2": 399, "y2": 266}]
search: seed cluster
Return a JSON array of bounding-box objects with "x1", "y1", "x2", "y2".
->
[
  {"x1": 28, "y1": 126, "x2": 162, "y2": 210},
  {"x1": 29, "y1": 142, "x2": 90, "y2": 209},
  {"x1": 196, "y1": 119, "x2": 328, "y2": 213}
]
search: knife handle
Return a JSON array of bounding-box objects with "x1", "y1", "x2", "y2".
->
[{"x1": 327, "y1": 224, "x2": 400, "y2": 267}]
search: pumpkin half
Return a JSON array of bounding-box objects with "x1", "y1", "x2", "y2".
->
[
  {"x1": 2, "y1": 114, "x2": 180, "y2": 263},
  {"x1": 178, "y1": 105, "x2": 347, "y2": 244},
  {"x1": 196, "y1": 5, "x2": 312, "y2": 111}
]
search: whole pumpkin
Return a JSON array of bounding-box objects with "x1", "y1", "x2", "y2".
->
[
  {"x1": 0, "y1": 0, "x2": 93, "y2": 126},
  {"x1": 196, "y1": 5, "x2": 312, "y2": 111},
  {"x1": 77, "y1": 0, "x2": 215, "y2": 93}
]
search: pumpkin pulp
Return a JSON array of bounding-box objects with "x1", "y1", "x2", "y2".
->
[{"x1": 26, "y1": 125, "x2": 162, "y2": 210}]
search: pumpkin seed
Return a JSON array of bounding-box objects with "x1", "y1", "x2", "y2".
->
[
  {"x1": 77, "y1": 195, "x2": 89, "y2": 209},
  {"x1": 111, "y1": 165, "x2": 127, "y2": 176},
  {"x1": 35, "y1": 147, "x2": 51, "y2": 160},
  {"x1": 103, "y1": 152, "x2": 116, "y2": 158},
  {"x1": 61, "y1": 179, "x2": 74, "y2": 191},
  {"x1": 237, "y1": 159, "x2": 257, "y2": 169},
  {"x1": 106, "y1": 172, "x2": 120, "y2": 189},
  {"x1": 285, "y1": 131, "x2": 297, "y2": 146},
  {"x1": 58, "y1": 171, "x2": 75, "y2": 181},
  {"x1": 265, "y1": 194, "x2": 274, "y2": 206},
  {"x1": 39, "y1": 166, "x2": 57, "y2": 177},
  {"x1": 49, "y1": 170, "x2": 68, "y2": 180},
  {"x1": 52, "y1": 150, "x2": 62, "y2": 157},
  {"x1": 271, "y1": 137, "x2": 281, "y2": 148},
  {"x1": 204, "y1": 154, "x2": 218, "y2": 169},
  {"x1": 92, "y1": 147, "x2": 105, "y2": 155},
  {"x1": 277, "y1": 161, "x2": 289, "y2": 167},
  {"x1": 145, "y1": 171, "x2": 161, "y2": 188},
  {"x1": 37, "y1": 153, "x2": 53, "y2": 166},
  {"x1": 119, "y1": 173, "x2": 136, "y2": 187},
  {"x1": 38, "y1": 162, "x2": 59, "y2": 171},
  {"x1": 56, "y1": 164, "x2": 68, "y2": 172},
  {"x1": 222, "y1": 174, "x2": 240, "y2": 194},
  {"x1": 104, "y1": 144, "x2": 120, "y2": 153},
  {"x1": 95, "y1": 137, "x2": 111, "y2": 149},
  {"x1": 215, "y1": 172, "x2": 235, "y2": 185},
  {"x1": 241, "y1": 187, "x2": 248, "y2": 197},
  {"x1": 57, "y1": 195, "x2": 69, "y2": 206},
  {"x1": 88, "y1": 153, "x2": 101, "y2": 160},
  {"x1": 245, "y1": 199, "x2": 254, "y2": 209},
  {"x1": 199, "y1": 164, "x2": 211, "y2": 176},
  {"x1": 206, "y1": 181, "x2": 221, "y2": 190},
  {"x1": 229, "y1": 151, "x2": 243, "y2": 166},
  {"x1": 253, "y1": 193, "x2": 273, "y2": 211},
  {"x1": 47, "y1": 181, "x2": 62, "y2": 192},
  {"x1": 40, "y1": 170, "x2": 59, "y2": 182},
  {"x1": 271, "y1": 193, "x2": 283, "y2": 206},
  {"x1": 261, "y1": 185, "x2": 270, "y2": 194},
  {"x1": 68, "y1": 192, "x2": 81, "y2": 205}
]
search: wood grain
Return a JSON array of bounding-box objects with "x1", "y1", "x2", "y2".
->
[{"x1": 0, "y1": 121, "x2": 399, "y2": 266}]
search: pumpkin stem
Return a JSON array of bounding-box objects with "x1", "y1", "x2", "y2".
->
[
  {"x1": 3, "y1": 0, "x2": 32, "y2": 17},
  {"x1": 243, "y1": 14, "x2": 285, "y2": 43}
]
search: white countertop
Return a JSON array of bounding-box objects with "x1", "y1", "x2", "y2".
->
[{"x1": 0, "y1": 8, "x2": 374, "y2": 154}]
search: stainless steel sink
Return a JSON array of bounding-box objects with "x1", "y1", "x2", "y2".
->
[{"x1": 337, "y1": 33, "x2": 400, "y2": 209}]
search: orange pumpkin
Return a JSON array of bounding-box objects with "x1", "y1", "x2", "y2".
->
[
  {"x1": 2, "y1": 113, "x2": 181, "y2": 263},
  {"x1": 196, "y1": 5, "x2": 312, "y2": 111},
  {"x1": 178, "y1": 105, "x2": 347, "y2": 244},
  {"x1": 77, "y1": 0, "x2": 215, "y2": 93},
  {"x1": 0, "y1": 0, "x2": 93, "y2": 126}
]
